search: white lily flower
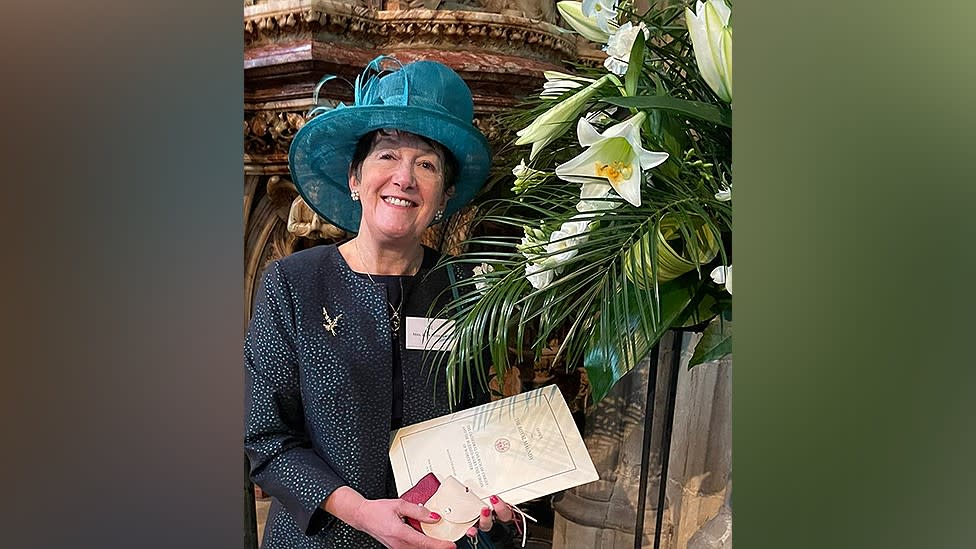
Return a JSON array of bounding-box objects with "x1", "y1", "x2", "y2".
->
[
  {"x1": 515, "y1": 74, "x2": 613, "y2": 159},
  {"x1": 556, "y1": 1, "x2": 617, "y2": 44},
  {"x1": 715, "y1": 186, "x2": 731, "y2": 201},
  {"x1": 686, "y1": 0, "x2": 732, "y2": 103},
  {"x1": 541, "y1": 79, "x2": 583, "y2": 98},
  {"x1": 540, "y1": 71, "x2": 595, "y2": 98},
  {"x1": 545, "y1": 216, "x2": 591, "y2": 264},
  {"x1": 603, "y1": 22, "x2": 650, "y2": 76},
  {"x1": 555, "y1": 112, "x2": 669, "y2": 207},
  {"x1": 526, "y1": 262, "x2": 556, "y2": 290},
  {"x1": 576, "y1": 181, "x2": 621, "y2": 212},
  {"x1": 472, "y1": 262, "x2": 495, "y2": 292},
  {"x1": 582, "y1": 0, "x2": 618, "y2": 33},
  {"x1": 710, "y1": 264, "x2": 732, "y2": 294}
]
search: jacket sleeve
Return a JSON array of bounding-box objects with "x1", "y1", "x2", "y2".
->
[{"x1": 244, "y1": 261, "x2": 344, "y2": 535}]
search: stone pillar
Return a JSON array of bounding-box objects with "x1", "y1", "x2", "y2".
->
[
  {"x1": 551, "y1": 331, "x2": 731, "y2": 549},
  {"x1": 666, "y1": 333, "x2": 731, "y2": 549},
  {"x1": 551, "y1": 331, "x2": 680, "y2": 548}
]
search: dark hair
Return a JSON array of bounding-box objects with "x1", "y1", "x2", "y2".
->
[{"x1": 348, "y1": 129, "x2": 458, "y2": 190}]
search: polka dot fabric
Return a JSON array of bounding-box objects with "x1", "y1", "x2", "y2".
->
[{"x1": 245, "y1": 244, "x2": 487, "y2": 548}]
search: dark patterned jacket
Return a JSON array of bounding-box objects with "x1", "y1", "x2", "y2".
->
[{"x1": 245, "y1": 244, "x2": 488, "y2": 548}]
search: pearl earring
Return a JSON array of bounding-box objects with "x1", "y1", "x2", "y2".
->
[
  {"x1": 350, "y1": 189, "x2": 360, "y2": 201},
  {"x1": 434, "y1": 209, "x2": 444, "y2": 222}
]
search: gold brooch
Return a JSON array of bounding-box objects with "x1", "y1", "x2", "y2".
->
[{"x1": 322, "y1": 306, "x2": 342, "y2": 336}]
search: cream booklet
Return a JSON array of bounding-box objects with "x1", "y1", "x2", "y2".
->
[{"x1": 389, "y1": 385, "x2": 599, "y2": 504}]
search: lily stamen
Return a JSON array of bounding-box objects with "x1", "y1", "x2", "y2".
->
[{"x1": 594, "y1": 161, "x2": 633, "y2": 184}]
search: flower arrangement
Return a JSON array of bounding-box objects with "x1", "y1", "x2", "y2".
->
[{"x1": 440, "y1": 0, "x2": 732, "y2": 404}]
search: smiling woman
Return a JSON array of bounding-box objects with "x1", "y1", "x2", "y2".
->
[
  {"x1": 349, "y1": 130, "x2": 456, "y2": 250},
  {"x1": 244, "y1": 57, "x2": 517, "y2": 549}
]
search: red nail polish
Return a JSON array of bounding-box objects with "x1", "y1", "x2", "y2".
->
[
  {"x1": 430, "y1": 512, "x2": 441, "y2": 520},
  {"x1": 489, "y1": 495, "x2": 499, "y2": 505},
  {"x1": 481, "y1": 507, "x2": 491, "y2": 517}
]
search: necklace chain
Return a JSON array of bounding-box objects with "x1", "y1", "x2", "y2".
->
[{"x1": 354, "y1": 239, "x2": 410, "y2": 335}]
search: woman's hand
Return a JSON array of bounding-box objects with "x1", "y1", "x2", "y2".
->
[
  {"x1": 326, "y1": 487, "x2": 456, "y2": 549},
  {"x1": 354, "y1": 498, "x2": 456, "y2": 549},
  {"x1": 467, "y1": 493, "x2": 515, "y2": 537}
]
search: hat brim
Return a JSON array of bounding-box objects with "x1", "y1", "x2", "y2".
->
[{"x1": 288, "y1": 104, "x2": 491, "y2": 234}]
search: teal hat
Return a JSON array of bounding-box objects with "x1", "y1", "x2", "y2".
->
[{"x1": 288, "y1": 56, "x2": 492, "y2": 233}]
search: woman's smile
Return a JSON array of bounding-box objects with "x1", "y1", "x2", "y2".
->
[{"x1": 381, "y1": 195, "x2": 418, "y2": 208}]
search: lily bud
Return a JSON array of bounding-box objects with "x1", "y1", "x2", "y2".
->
[
  {"x1": 515, "y1": 74, "x2": 613, "y2": 159},
  {"x1": 556, "y1": 1, "x2": 617, "y2": 44},
  {"x1": 685, "y1": 0, "x2": 732, "y2": 103}
]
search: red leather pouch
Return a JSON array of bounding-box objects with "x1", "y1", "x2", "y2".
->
[{"x1": 400, "y1": 472, "x2": 441, "y2": 532}]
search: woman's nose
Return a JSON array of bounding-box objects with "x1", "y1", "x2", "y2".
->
[{"x1": 391, "y1": 160, "x2": 416, "y2": 188}]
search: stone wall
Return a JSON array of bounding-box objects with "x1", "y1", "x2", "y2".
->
[{"x1": 551, "y1": 332, "x2": 732, "y2": 549}]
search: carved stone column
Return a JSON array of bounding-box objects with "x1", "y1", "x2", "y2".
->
[
  {"x1": 667, "y1": 339, "x2": 731, "y2": 549},
  {"x1": 551, "y1": 332, "x2": 680, "y2": 548},
  {"x1": 551, "y1": 332, "x2": 732, "y2": 549}
]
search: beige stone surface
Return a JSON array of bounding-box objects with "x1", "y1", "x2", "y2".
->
[
  {"x1": 256, "y1": 498, "x2": 271, "y2": 547},
  {"x1": 551, "y1": 332, "x2": 731, "y2": 549},
  {"x1": 667, "y1": 334, "x2": 731, "y2": 549}
]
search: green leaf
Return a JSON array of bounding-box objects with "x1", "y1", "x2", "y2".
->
[
  {"x1": 602, "y1": 95, "x2": 732, "y2": 127},
  {"x1": 645, "y1": 109, "x2": 685, "y2": 179},
  {"x1": 624, "y1": 30, "x2": 646, "y2": 98},
  {"x1": 584, "y1": 271, "x2": 704, "y2": 403},
  {"x1": 689, "y1": 306, "x2": 731, "y2": 368},
  {"x1": 676, "y1": 290, "x2": 718, "y2": 328}
]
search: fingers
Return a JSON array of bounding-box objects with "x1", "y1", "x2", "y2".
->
[
  {"x1": 398, "y1": 500, "x2": 442, "y2": 524},
  {"x1": 475, "y1": 494, "x2": 515, "y2": 532},
  {"x1": 402, "y1": 524, "x2": 455, "y2": 549},
  {"x1": 489, "y1": 494, "x2": 514, "y2": 523},
  {"x1": 359, "y1": 498, "x2": 459, "y2": 549},
  {"x1": 477, "y1": 505, "x2": 493, "y2": 531},
  {"x1": 393, "y1": 515, "x2": 455, "y2": 549},
  {"x1": 417, "y1": 532, "x2": 456, "y2": 549}
]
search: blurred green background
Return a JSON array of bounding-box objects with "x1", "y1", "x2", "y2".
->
[{"x1": 737, "y1": 1, "x2": 976, "y2": 548}]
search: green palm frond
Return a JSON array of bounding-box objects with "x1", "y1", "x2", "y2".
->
[{"x1": 435, "y1": 168, "x2": 730, "y2": 404}]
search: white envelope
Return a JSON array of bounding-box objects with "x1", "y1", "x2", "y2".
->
[{"x1": 389, "y1": 385, "x2": 599, "y2": 505}]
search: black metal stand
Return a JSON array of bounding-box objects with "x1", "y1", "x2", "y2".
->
[
  {"x1": 633, "y1": 332, "x2": 683, "y2": 549},
  {"x1": 633, "y1": 344, "x2": 660, "y2": 549},
  {"x1": 245, "y1": 455, "x2": 259, "y2": 549},
  {"x1": 653, "y1": 334, "x2": 683, "y2": 549}
]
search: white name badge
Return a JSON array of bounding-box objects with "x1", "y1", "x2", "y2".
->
[{"x1": 405, "y1": 316, "x2": 457, "y2": 352}]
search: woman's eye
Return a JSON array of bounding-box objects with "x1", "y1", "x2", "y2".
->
[
  {"x1": 378, "y1": 152, "x2": 396, "y2": 160},
  {"x1": 420, "y1": 160, "x2": 438, "y2": 171}
]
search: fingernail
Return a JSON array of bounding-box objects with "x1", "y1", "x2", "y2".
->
[
  {"x1": 481, "y1": 507, "x2": 491, "y2": 517},
  {"x1": 429, "y1": 512, "x2": 441, "y2": 520},
  {"x1": 489, "y1": 495, "x2": 499, "y2": 504}
]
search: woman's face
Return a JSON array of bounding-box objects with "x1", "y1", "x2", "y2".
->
[{"x1": 350, "y1": 131, "x2": 452, "y2": 243}]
